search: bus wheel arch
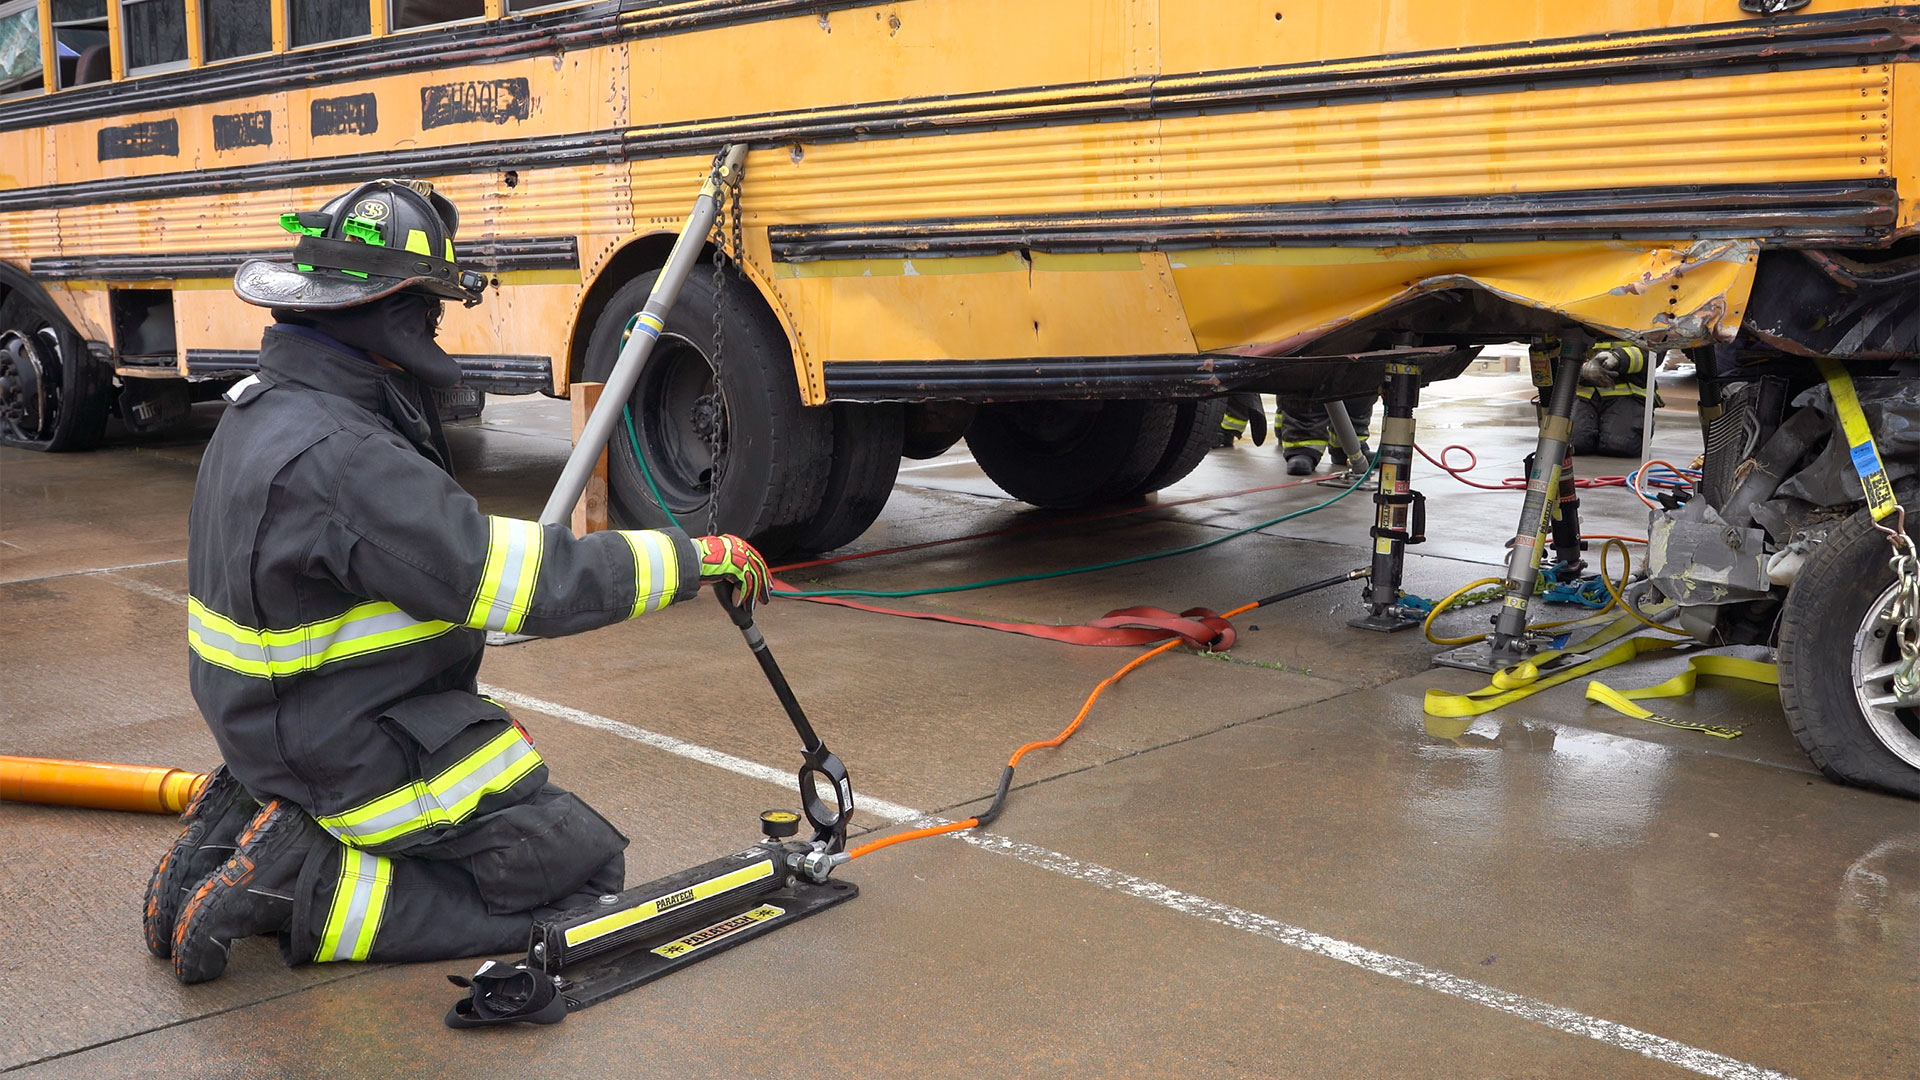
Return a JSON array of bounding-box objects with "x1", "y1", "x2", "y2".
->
[{"x1": 0, "y1": 265, "x2": 112, "y2": 452}]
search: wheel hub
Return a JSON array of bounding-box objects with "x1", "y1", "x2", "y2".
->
[
  {"x1": 1854, "y1": 578, "x2": 1920, "y2": 770},
  {"x1": 0, "y1": 328, "x2": 53, "y2": 439}
]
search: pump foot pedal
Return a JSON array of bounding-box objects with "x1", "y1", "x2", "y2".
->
[{"x1": 447, "y1": 842, "x2": 857, "y2": 1027}]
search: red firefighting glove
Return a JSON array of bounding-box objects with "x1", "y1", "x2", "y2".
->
[{"x1": 696, "y1": 534, "x2": 770, "y2": 607}]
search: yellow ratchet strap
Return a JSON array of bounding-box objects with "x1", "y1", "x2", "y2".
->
[
  {"x1": 1423, "y1": 614, "x2": 1686, "y2": 719},
  {"x1": 1583, "y1": 656, "x2": 1779, "y2": 740},
  {"x1": 1817, "y1": 358, "x2": 1898, "y2": 522}
]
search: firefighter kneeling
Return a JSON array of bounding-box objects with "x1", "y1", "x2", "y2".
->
[
  {"x1": 1572, "y1": 341, "x2": 1657, "y2": 457},
  {"x1": 144, "y1": 179, "x2": 772, "y2": 984}
]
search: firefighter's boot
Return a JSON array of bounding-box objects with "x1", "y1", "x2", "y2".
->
[
  {"x1": 172, "y1": 799, "x2": 323, "y2": 984},
  {"x1": 142, "y1": 765, "x2": 258, "y2": 959}
]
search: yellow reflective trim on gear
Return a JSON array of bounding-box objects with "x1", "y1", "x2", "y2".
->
[
  {"x1": 1818, "y1": 359, "x2": 1899, "y2": 522},
  {"x1": 619, "y1": 530, "x2": 681, "y2": 617},
  {"x1": 403, "y1": 229, "x2": 432, "y2": 256},
  {"x1": 316, "y1": 726, "x2": 544, "y2": 848},
  {"x1": 467, "y1": 516, "x2": 546, "y2": 633},
  {"x1": 187, "y1": 596, "x2": 458, "y2": 679},
  {"x1": 315, "y1": 847, "x2": 392, "y2": 962},
  {"x1": 1584, "y1": 655, "x2": 1778, "y2": 740}
]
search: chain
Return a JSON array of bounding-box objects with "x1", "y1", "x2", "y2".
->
[
  {"x1": 1879, "y1": 508, "x2": 1920, "y2": 696},
  {"x1": 703, "y1": 159, "x2": 743, "y2": 538}
]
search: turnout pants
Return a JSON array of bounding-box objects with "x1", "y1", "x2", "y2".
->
[
  {"x1": 1278, "y1": 395, "x2": 1375, "y2": 465},
  {"x1": 1570, "y1": 391, "x2": 1648, "y2": 457},
  {"x1": 288, "y1": 782, "x2": 625, "y2": 965},
  {"x1": 275, "y1": 689, "x2": 629, "y2": 965}
]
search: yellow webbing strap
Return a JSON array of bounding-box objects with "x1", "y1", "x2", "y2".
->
[
  {"x1": 1583, "y1": 656, "x2": 1778, "y2": 740},
  {"x1": 1817, "y1": 358, "x2": 1898, "y2": 522},
  {"x1": 1423, "y1": 614, "x2": 1686, "y2": 718}
]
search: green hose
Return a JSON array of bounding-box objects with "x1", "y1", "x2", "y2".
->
[
  {"x1": 782, "y1": 451, "x2": 1380, "y2": 600},
  {"x1": 623, "y1": 404, "x2": 684, "y2": 531}
]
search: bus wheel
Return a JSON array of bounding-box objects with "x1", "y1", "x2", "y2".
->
[
  {"x1": 789, "y1": 402, "x2": 904, "y2": 554},
  {"x1": 581, "y1": 269, "x2": 829, "y2": 551},
  {"x1": 1779, "y1": 505, "x2": 1920, "y2": 799},
  {"x1": 967, "y1": 399, "x2": 1177, "y2": 509},
  {"x1": 0, "y1": 292, "x2": 110, "y2": 452},
  {"x1": 1120, "y1": 398, "x2": 1227, "y2": 499}
]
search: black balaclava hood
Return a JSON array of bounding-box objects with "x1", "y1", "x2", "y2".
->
[{"x1": 287, "y1": 292, "x2": 463, "y2": 389}]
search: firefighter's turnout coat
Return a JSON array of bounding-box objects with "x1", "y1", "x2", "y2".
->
[{"x1": 187, "y1": 325, "x2": 697, "y2": 963}]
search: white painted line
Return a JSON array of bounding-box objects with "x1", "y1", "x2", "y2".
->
[
  {"x1": 483, "y1": 685, "x2": 1793, "y2": 1080},
  {"x1": 92, "y1": 572, "x2": 190, "y2": 606},
  {"x1": 1, "y1": 557, "x2": 188, "y2": 586},
  {"x1": 897, "y1": 454, "x2": 976, "y2": 474},
  {"x1": 477, "y1": 683, "x2": 922, "y2": 824}
]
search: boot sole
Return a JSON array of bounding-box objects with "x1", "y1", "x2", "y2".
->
[
  {"x1": 171, "y1": 799, "x2": 286, "y2": 985},
  {"x1": 142, "y1": 768, "x2": 249, "y2": 960}
]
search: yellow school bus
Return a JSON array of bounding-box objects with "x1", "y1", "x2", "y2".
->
[{"x1": 1, "y1": 0, "x2": 1916, "y2": 552}]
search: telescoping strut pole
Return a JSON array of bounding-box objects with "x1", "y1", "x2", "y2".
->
[
  {"x1": 1349, "y1": 362, "x2": 1425, "y2": 632},
  {"x1": 536, "y1": 144, "x2": 747, "y2": 529},
  {"x1": 1488, "y1": 334, "x2": 1587, "y2": 665}
]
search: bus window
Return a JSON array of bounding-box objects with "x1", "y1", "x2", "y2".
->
[
  {"x1": 505, "y1": 0, "x2": 574, "y2": 13},
  {"x1": 391, "y1": 0, "x2": 481, "y2": 31},
  {"x1": 0, "y1": 0, "x2": 43, "y2": 96},
  {"x1": 288, "y1": 0, "x2": 368, "y2": 48},
  {"x1": 120, "y1": 0, "x2": 188, "y2": 73},
  {"x1": 203, "y1": 0, "x2": 270, "y2": 62},
  {"x1": 49, "y1": 0, "x2": 109, "y2": 86}
]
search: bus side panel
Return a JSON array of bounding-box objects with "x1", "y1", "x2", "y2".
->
[
  {"x1": 1155, "y1": 0, "x2": 1904, "y2": 75},
  {"x1": 1896, "y1": 61, "x2": 1918, "y2": 232}
]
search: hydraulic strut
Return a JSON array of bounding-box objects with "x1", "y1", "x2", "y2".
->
[
  {"x1": 1432, "y1": 333, "x2": 1589, "y2": 673},
  {"x1": 1349, "y1": 362, "x2": 1426, "y2": 632}
]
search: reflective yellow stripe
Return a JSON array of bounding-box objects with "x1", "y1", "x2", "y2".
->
[
  {"x1": 1818, "y1": 359, "x2": 1899, "y2": 522},
  {"x1": 188, "y1": 596, "x2": 458, "y2": 679},
  {"x1": 563, "y1": 860, "x2": 776, "y2": 948},
  {"x1": 619, "y1": 529, "x2": 681, "y2": 617},
  {"x1": 316, "y1": 726, "x2": 543, "y2": 848},
  {"x1": 315, "y1": 847, "x2": 392, "y2": 962},
  {"x1": 467, "y1": 516, "x2": 546, "y2": 633},
  {"x1": 403, "y1": 229, "x2": 432, "y2": 256}
]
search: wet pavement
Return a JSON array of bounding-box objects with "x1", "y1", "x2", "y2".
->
[{"x1": 1, "y1": 368, "x2": 1915, "y2": 1079}]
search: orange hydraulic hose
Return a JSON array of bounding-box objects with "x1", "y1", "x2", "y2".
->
[
  {"x1": 845, "y1": 599, "x2": 1263, "y2": 861},
  {"x1": 0, "y1": 755, "x2": 208, "y2": 814}
]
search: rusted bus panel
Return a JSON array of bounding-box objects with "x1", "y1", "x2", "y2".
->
[
  {"x1": 743, "y1": 67, "x2": 1893, "y2": 226},
  {"x1": 1156, "y1": 0, "x2": 1914, "y2": 74},
  {"x1": 1896, "y1": 62, "x2": 1919, "y2": 231}
]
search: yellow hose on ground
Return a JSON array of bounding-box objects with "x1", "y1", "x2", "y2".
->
[{"x1": 0, "y1": 755, "x2": 208, "y2": 814}]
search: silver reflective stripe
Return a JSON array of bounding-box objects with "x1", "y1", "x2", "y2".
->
[
  {"x1": 317, "y1": 848, "x2": 390, "y2": 963},
  {"x1": 436, "y1": 735, "x2": 539, "y2": 816},
  {"x1": 637, "y1": 532, "x2": 669, "y2": 612},
  {"x1": 188, "y1": 603, "x2": 451, "y2": 672},
  {"x1": 326, "y1": 790, "x2": 437, "y2": 845},
  {"x1": 475, "y1": 519, "x2": 542, "y2": 632}
]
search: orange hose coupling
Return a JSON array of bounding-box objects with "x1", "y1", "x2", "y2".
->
[{"x1": 0, "y1": 755, "x2": 209, "y2": 814}]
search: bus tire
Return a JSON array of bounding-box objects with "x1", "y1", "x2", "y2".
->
[
  {"x1": 0, "y1": 291, "x2": 110, "y2": 452},
  {"x1": 1779, "y1": 505, "x2": 1920, "y2": 799},
  {"x1": 967, "y1": 399, "x2": 1177, "y2": 509},
  {"x1": 581, "y1": 269, "x2": 829, "y2": 551},
  {"x1": 1121, "y1": 397, "x2": 1227, "y2": 498},
  {"x1": 790, "y1": 402, "x2": 903, "y2": 554}
]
